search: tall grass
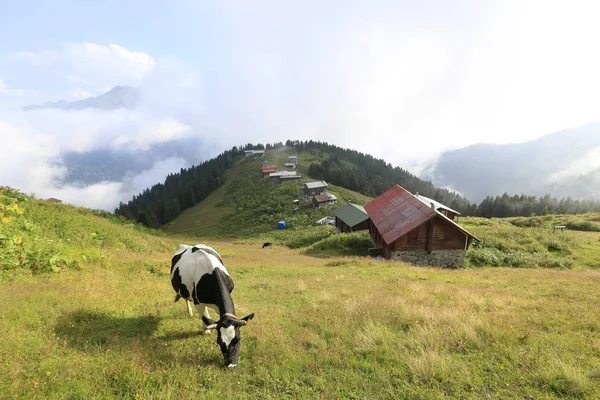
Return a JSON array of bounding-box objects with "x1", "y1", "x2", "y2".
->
[
  {"x1": 0, "y1": 187, "x2": 172, "y2": 276},
  {"x1": 460, "y1": 217, "x2": 600, "y2": 269}
]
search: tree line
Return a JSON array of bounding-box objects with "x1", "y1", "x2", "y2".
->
[
  {"x1": 292, "y1": 140, "x2": 474, "y2": 215},
  {"x1": 115, "y1": 144, "x2": 246, "y2": 227},
  {"x1": 117, "y1": 139, "x2": 600, "y2": 228},
  {"x1": 475, "y1": 193, "x2": 600, "y2": 218},
  {"x1": 293, "y1": 140, "x2": 600, "y2": 218}
]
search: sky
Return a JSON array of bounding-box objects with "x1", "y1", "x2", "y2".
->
[{"x1": 1, "y1": 0, "x2": 600, "y2": 210}]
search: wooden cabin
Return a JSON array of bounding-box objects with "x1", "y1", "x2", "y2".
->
[
  {"x1": 312, "y1": 194, "x2": 337, "y2": 207},
  {"x1": 414, "y1": 193, "x2": 460, "y2": 220},
  {"x1": 334, "y1": 203, "x2": 369, "y2": 233},
  {"x1": 365, "y1": 185, "x2": 478, "y2": 268},
  {"x1": 303, "y1": 181, "x2": 328, "y2": 197}
]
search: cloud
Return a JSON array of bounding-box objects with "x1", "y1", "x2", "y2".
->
[
  {"x1": 69, "y1": 89, "x2": 95, "y2": 100},
  {"x1": 0, "y1": 107, "x2": 195, "y2": 210},
  {"x1": 5, "y1": 0, "x2": 600, "y2": 209},
  {"x1": 0, "y1": 79, "x2": 32, "y2": 97},
  {"x1": 0, "y1": 43, "x2": 201, "y2": 211},
  {"x1": 549, "y1": 147, "x2": 600, "y2": 182},
  {"x1": 6, "y1": 43, "x2": 155, "y2": 101},
  {"x1": 9, "y1": 50, "x2": 58, "y2": 65}
]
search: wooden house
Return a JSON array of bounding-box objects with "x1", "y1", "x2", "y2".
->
[
  {"x1": 288, "y1": 155, "x2": 298, "y2": 164},
  {"x1": 261, "y1": 166, "x2": 277, "y2": 177},
  {"x1": 269, "y1": 170, "x2": 297, "y2": 183},
  {"x1": 364, "y1": 185, "x2": 478, "y2": 268},
  {"x1": 313, "y1": 194, "x2": 337, "y2": 208},
  {"x1": 415, "y1": 193, "x2": 460, "y2": 220},
  {"x1": 280, "y1": 175, "x2": 302, "y2": 183},
  {"x1": 334, "y1": 203, "x2": 369, "y2": 233},
  {"x1": 303, "y1": 181, "x2": 328, "y2": 198},
  {"x1": 244, "y1": 149, "x2": 265, "y2": 157}
]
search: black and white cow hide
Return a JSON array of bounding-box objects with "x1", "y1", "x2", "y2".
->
[{"x1": 170, "y1": 244, "x2": 254, "y2": 368}]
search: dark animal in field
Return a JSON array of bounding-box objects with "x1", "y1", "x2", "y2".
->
[
  {"x1": 171, "y1": 244, "x2": 254, "y2": 368},
  {"x1": 262, "y1": 242, "x2": 272, "y2": 248}
]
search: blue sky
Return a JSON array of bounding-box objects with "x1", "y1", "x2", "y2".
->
[{"x1": 1, "y1": 0, "x2": 600, "y2": 209}]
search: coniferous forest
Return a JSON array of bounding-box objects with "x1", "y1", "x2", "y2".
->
[{"x1": 114, "y1": 146, "x2": 242, "y2": 228}]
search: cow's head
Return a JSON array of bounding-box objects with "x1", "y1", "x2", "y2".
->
[{"x1": 202, "y1": 313, "x2": 255, "y2": 368}]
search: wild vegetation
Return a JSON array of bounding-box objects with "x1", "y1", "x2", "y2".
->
[
  {"x1": 461, "y1": 216, "x2": 600, "y2": 269},
  {"x1": 0, "y1": 187, "x2": 170, "y2": 277}
]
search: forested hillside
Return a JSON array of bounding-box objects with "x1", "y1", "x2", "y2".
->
[
  {"x1": 116, "y1": 140, "x2": 600, "y2": 230},
  {"x1": 476, "y1": 193, "x2": 600, "y2": 218},
  {"x1": 114, "y1": 146, "x2": 243, "y2": 227},
  {"x1": 292, "y1": 140, "x2": 475, "y2": 215}
]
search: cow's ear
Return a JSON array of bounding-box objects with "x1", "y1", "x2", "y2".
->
[
  {"x1": 240, "y1": 313, "x2": 255, "y2": 324},
  {"x1": 202, "y1": 316, "x2": 218, "y2": 329}
]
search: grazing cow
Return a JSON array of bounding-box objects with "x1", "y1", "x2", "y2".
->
[
  {"x1": 262, "y1": 241, "x2": 272, "y2": 248},
  {"x1": 171, "y1": 244, "x2": 254, "y2": 368}
]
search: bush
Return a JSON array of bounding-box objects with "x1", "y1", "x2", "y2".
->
[
  {"x1": 303, "y1": 231, "x2": 371, "y2": 256},
  {"x1": 467, "y1": 248, "x2": 572, "y2": 269},
  {"x1": 564, "y1": 221, "x2": 600, "y2": 232}
]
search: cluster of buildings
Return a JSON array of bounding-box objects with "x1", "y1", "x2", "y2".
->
[
  {"x1": 253, "y1": 149, "x2": 477, "y2": 268},
  {"x1": 259, "y1": 155, "x2": 302, "y2": 183}
]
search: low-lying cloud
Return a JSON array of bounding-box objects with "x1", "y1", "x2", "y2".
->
[
  {"x1": 0, "y1": 46, "x2": 212, "y2": 211},
  {"x1": 3, "y1": 1, "x2": 600, "y2": 209}
]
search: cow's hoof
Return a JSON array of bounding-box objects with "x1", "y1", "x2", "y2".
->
[
  {"x1": 226, "y1": 364, "x2": 237, "y2": 369},
  {"x1": 202, "y1": 329, "x2": 211, "y2": 335}
]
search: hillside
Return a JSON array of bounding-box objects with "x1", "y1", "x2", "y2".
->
[
  {"x1": 423, "y1": 122, "x2": 600, "y2": 202},
  {"x1": 163, "y1": 147, "x2": 372, "y2": 237},
  {"x1": 0, "y1": 186, "x2": 176, "y2": 276},
  {"x1": 160, "y1": 143, "x2": 474, "y2": 235},
  {"x1": 1, "y1": 187, "x2": 600, "y2": 398}
]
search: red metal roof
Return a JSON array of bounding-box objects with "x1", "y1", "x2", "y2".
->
[
  {"x1": 364, "y1": 185, "x2": 437, "y2": 245},
  {"x1": 365, "y1": 185, "x2": 478, "y2": 245},
  {"x1": 261, "y1": 167, "x2": 276, "y2": 173}
]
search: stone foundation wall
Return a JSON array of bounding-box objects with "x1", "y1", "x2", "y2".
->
[{"x1": 391, "y1": 249, "x2": 466, "y2": 269}]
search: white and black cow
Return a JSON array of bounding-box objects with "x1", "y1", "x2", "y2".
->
[{"x1": 171, "y1": 244, "x2": 254, "y2": 368}]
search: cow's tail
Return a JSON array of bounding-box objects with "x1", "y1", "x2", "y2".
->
[{"x1": 174, "y1": 294, "x2": 182, "y2": 303}]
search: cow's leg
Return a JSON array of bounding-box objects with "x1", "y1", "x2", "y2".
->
[
  {"x1": 186, "y1": 300, "x2": 194, "y2": 317},
  {"x1": 199, "y1": 305, "x2": 212, "y2": 335}
]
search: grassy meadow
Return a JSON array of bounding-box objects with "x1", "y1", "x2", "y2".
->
[
  {"x1": 2, "y1": 187, "x2": 600, "y2": 398},
  {"x1": 2, "y1": 241, "x2": 600, "y2": 399}
]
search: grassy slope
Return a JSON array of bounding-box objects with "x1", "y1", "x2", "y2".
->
[
  {"x1": 164, "y1": 147, "x2": 371, "y2": 239},
  {"x1": 1, "y1": 188, "x2": 600, "y2": 398}
]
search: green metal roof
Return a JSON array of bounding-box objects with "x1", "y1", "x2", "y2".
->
[{"x1": 333, "y1": 203, "x2": 369, "y2": 227}]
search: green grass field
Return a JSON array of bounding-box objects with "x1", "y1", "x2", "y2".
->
[
  {"x1": 2, "y1": 241, "x2": 599, "y2": 399},
  {"x1": 2, "y1": 182, "x2": 600, "y2": 398}
]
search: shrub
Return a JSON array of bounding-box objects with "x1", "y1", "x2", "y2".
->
[{"x1": 564, "y1": 221, "x2": 600, "y2": 232}]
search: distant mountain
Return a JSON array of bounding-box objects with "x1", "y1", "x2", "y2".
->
[
  {"x1": 422, "y1": 122, "x2": 600, "y2": 202},
  {"x1": 55, "y1": 137, "x2": 212, "y2": 186},
  {"x1": 23, "y1": 85, "x2": 140, "y2": 111}
]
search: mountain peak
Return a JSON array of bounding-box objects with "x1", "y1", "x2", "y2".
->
[{"x1": 23, "y1": 86, "x2": 140, "y2": 111}]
